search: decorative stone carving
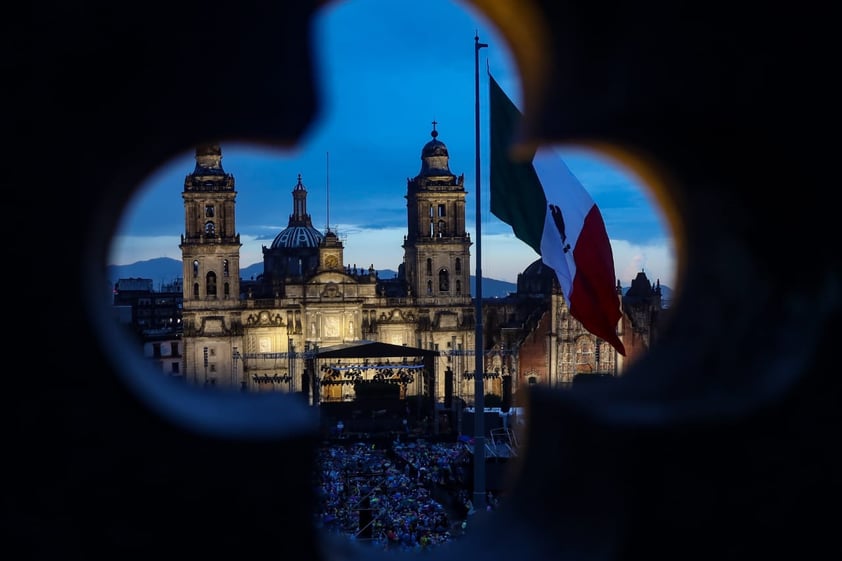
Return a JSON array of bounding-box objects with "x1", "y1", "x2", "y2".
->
[
  {"x1": 245, "y1": 310, "x2": 284, "y2": 326},
  {"x1": 321, "y1": 282, "x2": 341, "y2": 298}
]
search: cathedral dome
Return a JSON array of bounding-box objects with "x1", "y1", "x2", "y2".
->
[
  {"x1": 270, "y1": 224, "x2": 324, "y2": 249},
  {"x1": 269, "y1": 174, "x2": 325, "y2": 249},
  {"x1": 517, "y1": 258, "x2": 558, "y2": 295}
]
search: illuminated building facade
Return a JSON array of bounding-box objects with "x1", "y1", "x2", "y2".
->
[{"x1": 178, "y1": 130, "x2": 660, "y2": 406}]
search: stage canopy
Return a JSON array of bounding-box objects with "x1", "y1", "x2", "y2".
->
[{"x1": 314, "y1": 340, "x2": 439, "y2": 359}]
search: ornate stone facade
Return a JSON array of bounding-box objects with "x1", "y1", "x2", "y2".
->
[{"x1": 180, "y1": 130, "x2": 659, "y2": 406}]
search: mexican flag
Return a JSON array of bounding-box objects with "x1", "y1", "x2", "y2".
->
[{"x1": 489, "y1": 74, "x2": 626, "y2": 356}]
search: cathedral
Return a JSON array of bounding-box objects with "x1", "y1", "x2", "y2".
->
[{"x1": 178, "y1": 127, "x2": 662, "y2": 410}]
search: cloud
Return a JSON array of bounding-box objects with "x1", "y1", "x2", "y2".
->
[{"x1": 610, "y1": 238, "x2": 676, "y2": 288}]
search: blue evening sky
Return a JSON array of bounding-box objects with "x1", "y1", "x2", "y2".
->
[{"x1": 109, "y1": 0, "x2": 676, "y2": 288}]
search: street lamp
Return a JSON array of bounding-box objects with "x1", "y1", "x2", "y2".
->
[
  {"x1": 306, "y1": 342, "x2": 319, "y2": 407},
  {"x1": 232, "y1": 346, "x2": 241, "y2": 391},
  {"x1": 288, "y1": 339, "x2": 294, "y2": 393},
  {"x1": 203, "y1": 346, "x2": 208, "y2": 386}
]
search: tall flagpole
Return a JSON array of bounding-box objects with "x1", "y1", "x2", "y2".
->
[
  {"x1": 325, "y1": 151, "x2": 330, "y2": 231},
  {"x1": 473, "y1": 32, "x2": 488, "y2": 511}
]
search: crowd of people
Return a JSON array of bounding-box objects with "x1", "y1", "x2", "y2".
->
[{"x1": 313, "y1": 436, "x2": 502, "y2": 551}]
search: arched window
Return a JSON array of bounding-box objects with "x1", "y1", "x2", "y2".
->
[
  {"x1": 193, "y1": 282, "x2": 199, "y2": 298},
  {"x1": 439, "y1": 269, "x2": 449, "y2": 292},
  {"x1": 206, "y1": 271, "x2": 217, "y2": 297},
  {"x1": 224, "y1": 282, "x2": 230, "y2": 297},
  {"x1": 455, "y1": 258, "x2": 461, "y2": 274},
  {"x1": 193, "y1": 260, "x2": 199, "y2": 276},
  {"x1": 426, "y1": 258, "x2": 432, "y2": 275},
  {"x1": 205, "y1": 221, "x2": 215, "y2": 236},
  {"x1": 223, "y1": 259, "x2": 229, "y2": 277},
  {"x1": 426, "y1": 280, "x2": 433, "y2": 294},
  {"x1": 455, "y1": 279, "x2": 461, "y2": 294},
  {"x1": 205, "y1": 205, "x2": 214, "y2": 217}
]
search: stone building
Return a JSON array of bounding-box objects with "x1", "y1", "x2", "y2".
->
[
  {"x1": 113, "y1": 277, "x2": 184, "y2": 378},
  {"x1": 178, "y1": 128, "x2": 660, "y2": 408}
]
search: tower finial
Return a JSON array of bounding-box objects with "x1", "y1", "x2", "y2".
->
[{"x1": 431, "y1": 119, "x2": 438, "y2": 138}]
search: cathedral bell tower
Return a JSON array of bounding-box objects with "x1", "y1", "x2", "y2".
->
[
  {"x1": 180, "y1": 144, "x2": 242, "y2": 306},
  {"x1": 403, "y1": 123, "x2": 472, "y2": 303},
  {"x1": 179, "y1": 144, "x2": 243, "y2": 387}
]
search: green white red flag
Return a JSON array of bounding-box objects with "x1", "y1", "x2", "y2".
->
[{"x1": 489, "y1": 73, "x2": 626, "y2": 355}]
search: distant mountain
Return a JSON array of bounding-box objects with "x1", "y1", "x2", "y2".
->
[
  {"x1": 474, "y1": 277, "x2": 519, "y2": 299},
  {"x1": 107, "y1": 258, "x2": 184, "y2": 289},
  {"x1": 108, "y1": 257, "x2": 519, "y2": 298}
]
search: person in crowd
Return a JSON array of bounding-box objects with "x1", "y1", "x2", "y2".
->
[{"x1": 313, "y1": 437, "x2": 481, "y2": 550}]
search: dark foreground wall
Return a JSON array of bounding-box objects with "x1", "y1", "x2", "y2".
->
[{"x1": 14, "y1": 2, "x2": 839, "y2": 560}]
